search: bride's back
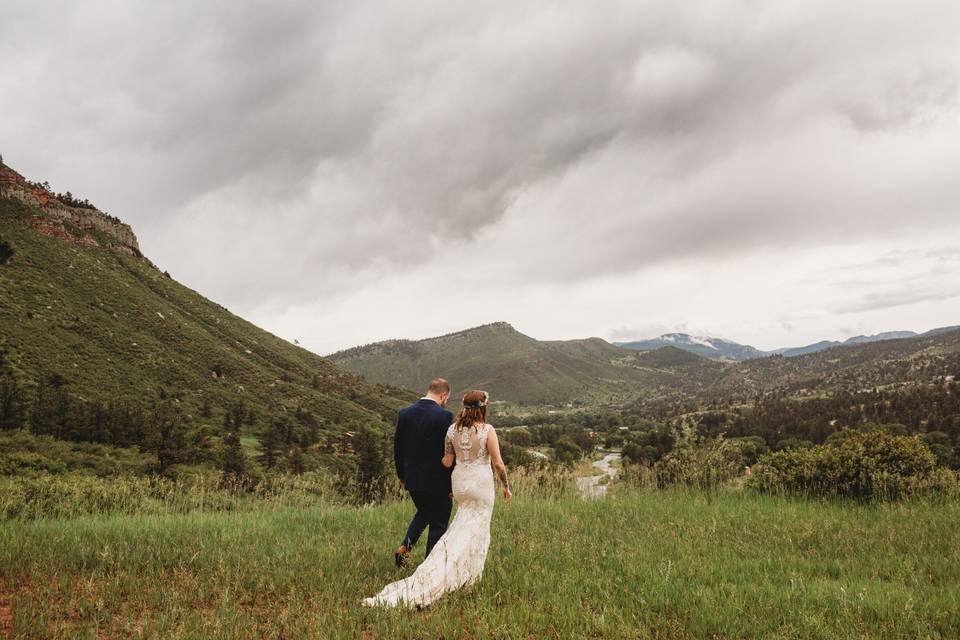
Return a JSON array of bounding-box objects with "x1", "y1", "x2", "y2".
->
[{"x1": 446, "y1": 422, "x2": 491, "y2": 465}]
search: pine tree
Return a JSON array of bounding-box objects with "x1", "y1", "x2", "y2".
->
[
  {"x1": 143, "y1": 402, "x2": 188, "y2": 475},
  {"x1": 220, "y1": 429, "x2": 250, "y2": 484},
  {"x1": 0, "y1": 377, "x2": 26, "y2": 430},
  {"x1": 295, "y1": 406, "x2": 321, "y2": 446},
  {"x1": 353, "y1": 426, "x2": 387, "y2": 502},
  {"x1": 288, "y1": 445, "x2": 306, "y2": 474},
  {"x1": 220, "y1": 401, "x2": 254, "y2": 487},
  {"x1": 223, "y1": 402, "x2": 246, "y2": 433},
  {"x1": 0, "y1": 239, "x2": 13, "y2": 266},
  {"x1": 258, "y1": 416, "x2": 288, "y2": 469},
  {"x1": 30, "y1": 373, "x2": 70, "y2": 439}
]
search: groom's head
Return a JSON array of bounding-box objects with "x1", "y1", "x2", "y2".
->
[{"x1": 425, "y1": 378, "x2": 451, "y2": 407}]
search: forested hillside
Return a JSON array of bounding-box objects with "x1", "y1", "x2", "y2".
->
[
  {"x1": 329, "y1": 322, "x2": 662, "y2": 404},
  {"x1": 0, "y1": 162, "x2": 412, "y2": 478}
]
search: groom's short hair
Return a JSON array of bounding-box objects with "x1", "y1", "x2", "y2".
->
[{"x1": 427, "y1": 378, "x2": 450, "y2": 395}]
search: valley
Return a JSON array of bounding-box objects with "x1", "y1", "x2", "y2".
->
[{"x1": 5, "y1": 4, "x2": 960, "y2": 636}]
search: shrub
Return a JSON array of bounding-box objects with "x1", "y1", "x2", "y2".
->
[
  {"x1": 651, "y1": 426, "x2": 744, "y2": 490},
  {"x1": 553, "y1": 436, "x2": 581, "y2": 465},
  {"x1": 748, "y1": 431, "x2": 957, "y2": 500},
  {"x1": 498, "y1": 440, "x2": 541, "y2": 469},
  {"x1": 729, "y1": 436, "x2": 769, "y2": 465},
  {"x1": 622, "y1": 443, "x2": 658, "y2": 465},
  {"x1": 616, "y1": 426, "x2": 750, "y2": 491}
]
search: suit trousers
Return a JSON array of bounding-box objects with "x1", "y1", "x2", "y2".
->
[{"x1": 402, "y1": 490, "x2": 453, "y2": 556}]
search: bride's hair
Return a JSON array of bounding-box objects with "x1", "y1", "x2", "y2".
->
[{"x1": 454, "y1": 390, "x2": 488, "y2": 430}]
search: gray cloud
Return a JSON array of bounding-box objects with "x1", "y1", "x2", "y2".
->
[
  {"x1": 2, "y1": 1, "x2": 959, "y2": 346},
  {"x1": 832, "y1": 285, "x2": 960, "y2": 314},
  {"x1": 828, "y1": 245, "x2": 960, "y2": 313}
]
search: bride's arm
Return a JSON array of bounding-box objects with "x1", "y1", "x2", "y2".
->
[
  {"x1": 442, "y1": 432, "x2": 455, "y2": 469},
  {"x1": 486, "y1": 427, "x2": 512, "y2": 502}
]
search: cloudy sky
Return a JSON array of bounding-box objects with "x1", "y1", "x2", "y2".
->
[{"x1": 3, "y1": 1, "x2": 960, "y2": 353}]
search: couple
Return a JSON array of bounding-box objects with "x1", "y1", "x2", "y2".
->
[{"x1": 362, "y1": 378, "x2": 512, "y2": 608}]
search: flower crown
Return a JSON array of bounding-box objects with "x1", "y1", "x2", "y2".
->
[{"x1": 462, "y1": 391, "x2": 489, "y2": 409}]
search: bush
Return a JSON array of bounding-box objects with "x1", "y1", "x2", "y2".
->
[
  {"x1": 653, "y1": 429, "x2": 744, "y2": 490},
  {"x1": 748, "y1": 431, "x2": 957, "y2": 500},
  {"x1": 729, "y1": 436, "x2": 769, "y2": 465},
  {"x1": 499, "y1": 440, "x2": 541, "y2": 470},
  {"x1": 553, "y1": 435, "x2": 581, "y2": 465},
  {"x1": 622, "y1": 443, "x2": 658, "y2": 465}
]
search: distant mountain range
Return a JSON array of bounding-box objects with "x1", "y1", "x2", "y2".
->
[
  {"x1": 615, "y1": 334, "x2": 767, "y2": 360},
  {"x1": 330, "y1": 321, "x2": 960, "y2": 405},
  {"x1": 616, "y1": 329, "x2": 958, "y2": 361}
]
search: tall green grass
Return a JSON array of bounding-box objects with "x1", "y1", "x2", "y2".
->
[
  {"x1": 0, "y1": 465, "x2": 576, "y2": 521},
  {"x1": 2, "y1": 487, "x2": 958, "y2": 638},
  {"x1": 0, "y1": 472, "x2": 344, "y2": 520}
]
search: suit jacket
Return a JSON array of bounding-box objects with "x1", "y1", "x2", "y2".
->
[{"x1": 394, "y1": 398, "x2": 454, "y2": 494}]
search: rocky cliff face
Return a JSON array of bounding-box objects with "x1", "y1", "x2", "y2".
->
[{"x1": 0, "y1": 164, "x2": 141, "y2": 255}]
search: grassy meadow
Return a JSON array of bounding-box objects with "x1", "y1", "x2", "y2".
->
[{"x1": 3, "y1": 485, "x2": 959, "y2": 639}]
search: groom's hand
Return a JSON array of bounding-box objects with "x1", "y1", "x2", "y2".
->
[{"x1": 399, "y1": 480, "x2": 405, "y2": 489}]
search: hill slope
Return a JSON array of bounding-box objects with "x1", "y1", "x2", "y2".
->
[
  {"x1": 0, "y1": 162, "x2": 411, "y2": 440},
  {"x1": 328, "y1": 322, "x2": 660, "y2": 405},
  {"x1": 707, "y1": 329, "x2": 960, "y2": 401}
]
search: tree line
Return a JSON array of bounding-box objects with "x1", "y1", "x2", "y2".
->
[
  {"x1": 0, "y1": 371, "x2": 334, "y2": 476},
  {"x1": 612, "y1": 379, "x2": 960, "y2": 470},
  {"x1": 0, "y1": 366, "x2": 404, "y2": 505}
]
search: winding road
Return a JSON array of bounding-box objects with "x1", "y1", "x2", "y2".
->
[{"x1": 576, "y1": 451, "x2": 621, "y2": 499}]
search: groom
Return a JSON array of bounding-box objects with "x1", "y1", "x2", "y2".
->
[{"x1": 393, "y1": 377, "x2": 454, "y2": 567}]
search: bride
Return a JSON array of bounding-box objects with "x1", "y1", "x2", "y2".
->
[{"x1": 363, "y1": 390, "x2": 512, "y2": 608}]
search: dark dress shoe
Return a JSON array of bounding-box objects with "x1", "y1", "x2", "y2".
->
[{"x1": 394, "y1": 545, "x2": 410, "y2": 568}]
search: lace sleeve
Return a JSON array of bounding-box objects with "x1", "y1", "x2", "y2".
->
[{"x1": 444, "y1": 428, "x2": 455, "y2": 456}]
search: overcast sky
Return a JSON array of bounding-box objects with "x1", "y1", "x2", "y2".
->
[{"x1": 3, "y1": 1, "x2": 960, "y2": 353}]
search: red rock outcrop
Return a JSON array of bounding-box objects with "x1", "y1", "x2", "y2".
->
[{"x1": 0, "y1": 164, "x2": 141, "y2": 255}]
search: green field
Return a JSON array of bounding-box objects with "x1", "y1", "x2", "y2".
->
[{"x1": 3, "y1": 487, "x2": 959, "y2": 639}]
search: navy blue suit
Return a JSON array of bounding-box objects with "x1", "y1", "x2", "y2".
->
[{"x1": 395, "y1": 398, "x2": 454, "y2": 555}]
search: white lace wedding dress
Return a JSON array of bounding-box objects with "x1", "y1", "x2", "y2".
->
[{"x1": 363, "y1": 422, "x2": 496, "y2": 608}]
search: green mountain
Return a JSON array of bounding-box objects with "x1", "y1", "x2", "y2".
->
[
  {"x1": 706, "y1": 329, "x2": 960, "y2": 402},
  {"x1": 330, "y1": 317, "x2": 960, "y2": 411},
  {"x1": 328, "y1": 322, "x2": 662, "y2": 405},
  {"x1": 0, "y1": 162, "x2": 412, "y2": 442}
]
